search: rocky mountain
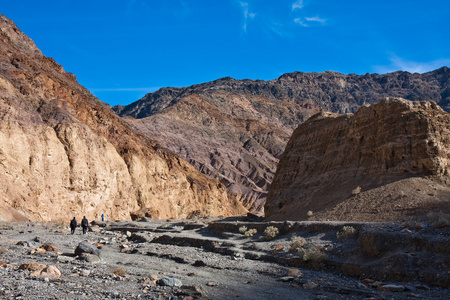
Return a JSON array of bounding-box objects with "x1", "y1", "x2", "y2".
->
[
  {"x1": 114, "y1": 67, "x2": 450, "y2": 213},
  {"x1": 265, "y1": 98, "x2": 450, "y2": 221},
  {"x1": 0, "y1": 14, "x2": 245, "y2": 222}
]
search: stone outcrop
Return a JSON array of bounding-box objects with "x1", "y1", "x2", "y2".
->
[
  {"x1": 114, "y1": 68, "x2": 450, "y2": 213},
  {"x1": 0, "y1": 14, "x2": 245, "y2": 221},
  {"x1": 265, "y1": 98, "x2": 450, "y2": 221}
]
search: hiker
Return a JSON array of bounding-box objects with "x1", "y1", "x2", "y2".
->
[
  {"x1": 70, "y1": 217, "x2": 77, "y2": 234},
  {"x1": 101, "y1": 214, "x2": 104, "y2": 222},
  {"x1": 81, "y1": 216, "x2": 89, "y2": 235}
]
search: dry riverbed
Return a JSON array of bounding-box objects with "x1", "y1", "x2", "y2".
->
[{"x1": 0, "y1": 217, "x2": 448, "y2": 299}]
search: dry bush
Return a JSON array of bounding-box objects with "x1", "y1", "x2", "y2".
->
[
  {"x1": 427, "y1": 211, "x2": 450, "y2": 228},
  {"x1": 112, "y1": 267, "x2": 126, "y2": 277},
  {"x1": 245, "y1": 228, "x2": 257, "y2": 237},
  {"x1": 239, "y1": 226, "x2": 247, "y2": 234},
  {"x1": 307, "y1": 210, "x2": 314, "y2": 217},
  {"x1": 0, "y1": 248, "x2": 7, "y2": 255},
  {"x1": 290, "y1": 236, "x2": 307, "y2": 252},
  {"x1": 239, "y1": 226, "x2": 257, "y2": 237},
  {"x1": 336, "y1": 226, "x2": 357, "y2": 240},
  {"x1": 260, "y1": 226, "x2": 279, "y2": 241},
  {"x1": 297, "y1": 244, "x2": 327, "y2": 266}
]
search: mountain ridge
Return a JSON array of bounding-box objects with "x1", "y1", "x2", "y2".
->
[{"x1": 114, "y1": 67, "x2": 450, "y2": 211}]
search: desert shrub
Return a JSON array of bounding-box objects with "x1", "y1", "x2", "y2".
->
[
  {"x1": 427, "y1": 211, "x2": 450, "y2": 228},
  {"x1": 239, "y1": 226, "x2": 257, "y2": 237},
  {"x1": 259, "y1": 226, "x2": 279, "y2": 241},
  {"x1": 290, "y1": 236, "x2": 307, "y2": 252},
  {"x1": 297, "y1": 244, "x2": 327, "y2": 264},
  {"x1": 112, "y1": 267, "x2": 126, "y2": 277},
  {"x1": 245, "y1": 228, "x2": 257, "y2": 237},
  {"x1": 239, "y1": 226, "x2": 247, "y2": 234},
  {"x1": 307, "y1": 210, "x2": 314, "y2": 217},
  {"x1": 0, "y1": 248, "x2": 7, "y2": 255},
  {"x1": 336, "y1": 226, "x2": 357, "y2": 240}
]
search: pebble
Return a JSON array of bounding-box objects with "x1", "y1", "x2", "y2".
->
[
  {"x1": 377, "y1": 284, "x2": 405, "y2": 292},
  {"x1": 158, "y1": 277, "x2": 182, "y2": 287},
  {"x1": 303, "y1": 281, "x2": 318, "y2": 289}
]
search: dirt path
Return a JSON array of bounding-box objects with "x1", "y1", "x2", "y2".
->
[{"x1": 0, "y1": 219, "x2": 448, "y2": 299}]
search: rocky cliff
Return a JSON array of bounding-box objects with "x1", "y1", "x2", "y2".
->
[
  {"x1": 114, "y1": 68, "x2": 450, "y2": 213},
  {"x1": 0, "y1": 14, "x2": 245, "y2": 222},
  {"x1": 265, "y1": 98, "x2": 450, "y2": 221}
]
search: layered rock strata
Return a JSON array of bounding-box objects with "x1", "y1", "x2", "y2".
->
[
  {"x1": 115, "y1": 68, "x2": 450, "y2": 213},
  {"x1": 0, "y1": 14, "x2": 245, "y2": 221},
  {"x1": 265, "y1": 98, "x2": 450, "y2": 221}
]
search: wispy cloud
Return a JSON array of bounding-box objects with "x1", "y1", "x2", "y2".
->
[
  {"x1": 305, "y1": 16, "x2": 326, "y2": 24},
  {"x1": 240, "y1": 2, "x2": 256, "y2": 32},
  {"x1": 294, "y1": 16, "x2": 326, "y2": 27},
  {"x1": 292, "y1": 0, "x2": 304, "y2": 10},
  {"x1": 374, "y1": 55, "x2": 450, "y2": 74},
  {"x1": 292, "y1": 1, "x2": 327, "y2": 27}
]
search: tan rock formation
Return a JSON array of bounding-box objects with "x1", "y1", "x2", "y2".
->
[
  {"x1": 266, "y1": 98, "x2": 450, "y2": 221},
  {"x1": 0, "y1": 14, "x2": 245, "y2": 221}
]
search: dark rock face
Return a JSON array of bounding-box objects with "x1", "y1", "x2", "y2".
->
[
  {"x1": 265, "y1": 98, "x2": 450, "y2": 221},
  {"x1": 114, "y1": 68, "x2": 450, "y2": 212}
]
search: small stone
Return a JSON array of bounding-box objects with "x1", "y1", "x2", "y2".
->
[
  {"x1": 81, "y1": 269, "x2": 91, "y2": 277},
  {"x1": 280, "y1": 276, "x2": 295, "y2": 282},
  {"x1": 158, "y1": 277, "x2": 182, "y2": 287},
  {"x1": 362, "y1": 278, "x2": 375, "y2": 284},
  {"x1": 303, "y1": 281, "x2": 318, "y2": 289},
  {"x1": 18, "y1": 262, "x2": 46, "y2": 271},
  {"x1": 287, "y1": 268, "x2": 302, "y2": 278},
  {"x1": 35, "y1": 248, "x2": 46, "y2": 253},
  {"x1": 40, "y1": 244, "x2": 59, "y2": 252},
  {"x1": 187, "y1": 272, "x2": 197, "y2": 276},
  {"x1": 271, "y1": 244, "x2": 284, "y2": 252},
  {"x1": 31, "y1": 265, "x2": 61, "y2": 279},
  {"x1": 75, "y1": 241, "x2": 101, "y2": 256},
  {"x1": 193, "y1": 260, "x2": 206, "y2": 267},
  {"x1": 206, "y1": 281, "x2": 219, "y2": 287},
  {"x1": 377, "y1": 284, "x2": 405, "y2": 292}
]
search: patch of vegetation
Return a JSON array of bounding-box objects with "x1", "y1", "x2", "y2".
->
[
  {"x1": 427, "y1": 211, "x2": 450, "y2": 228},
  {"x1": 336, "y1": 226, "x2": 357, "y2": 240},
  {"x1": 296, "y1": 244, "x2": 327, "y2": 265},
  {"x1": 239, "y1": 226, "x2": 257, "y2": 237},
  {"x1": 0, "y1": 248, "x2": 7, "y2": 255},
  {"x1": 112, "y1": 267, "x2": 127, "y2": 277},
  {"x1": 259, "y1": 226, "x2": 279, "y2": 241},
  {"x1": 289, "y1": 236, "x2": 307, "y2": 252},
  {"x1": 307, "y1": 210, "x2": 314, "y2": 217}
]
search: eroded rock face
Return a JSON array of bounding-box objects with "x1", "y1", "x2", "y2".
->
[
  {"x1": 115, "y1": 68, "x2": 450, "y2": 213},
  {"x1": 265, "y1": 98, "x2": 450, "y2": 221},
  {"x1": 0, "y1": 14, "x2": 245, "y2": 221}
]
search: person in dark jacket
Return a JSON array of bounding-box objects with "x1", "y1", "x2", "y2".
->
[
  {"x1": 70, "y1": 217, "x2": 77, "y2": 234},
  {"x1": 81, "y1": 216, "x2": 89, "y2": 235}
]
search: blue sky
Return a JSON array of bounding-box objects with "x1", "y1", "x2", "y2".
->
[{"x1": 2, "y1": 0, "x2": 449, "y2": 106}]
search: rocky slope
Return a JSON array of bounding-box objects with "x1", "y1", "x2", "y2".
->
[
  {"x1": 114, "y1": 68, "x2": 450, "y2": 213},
  {"x1": 265, "y1": 98, "x2": 450, "y2": 221},
  {"x1": 0, "y1": 14, "x2": 245, "y2": 222}
]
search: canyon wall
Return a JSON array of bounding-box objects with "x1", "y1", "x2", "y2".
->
[{"x1": 0, "y1": 14, "x2": 245, "y2": 221}]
